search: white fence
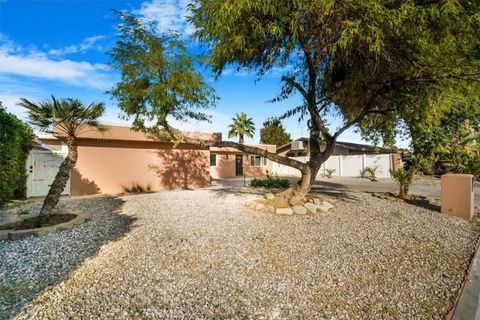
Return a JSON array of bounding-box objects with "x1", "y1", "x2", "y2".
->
[
  {"x1": 272, "y1": 154, "x2": 393, "y2": 178},
  {"x1": 26, "y1": 150, "x2": 70, "y2": 198}
]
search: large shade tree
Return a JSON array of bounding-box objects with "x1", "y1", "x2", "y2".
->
[
  {"x1": 188, "y1": 0, "x2": 480, "y2": 203},
  {"x1": 228, "y1": 112, "x2": 255, "y2": 143},
  {"x1": 18, "y1": 97, "x2": 105, "y2": 215},
  {"x1": 111, "y1": 2, "x2": 480, "y2": 204}
]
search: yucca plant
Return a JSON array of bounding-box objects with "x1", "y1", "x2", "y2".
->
[
  {"x1": 18, "y1": 96, "x2": 105, "y2": 215},
  {"x1": 361, "y1": 166, "x2": 378, "y2": 182},
  {"x1": 389, "y1": 168, "x2": 413, "y2": 199},
  {"x1": 325, "y1": 168, "x2": 336, "y2": 178}
]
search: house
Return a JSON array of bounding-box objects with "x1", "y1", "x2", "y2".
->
[
  {"x1": 28, "y1": 125, "x2": 275, "y2": 197},
  {"x1": 276, "y1": 137, "x2": 399, "y2": 157},
  {"x1": 209, "y1": 144, "x2": 276, "y2": 179},
  {"x1": 272, "y1": 138, "x2": 403, "y2": 178}
]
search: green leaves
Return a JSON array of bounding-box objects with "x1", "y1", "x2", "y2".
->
[
  {"x1": 0, "y1": 103, "x2": 34, "y2": 206},
  {"x1": 17, "y1": 96, "x2": 105, "y2": 137},
  {"x1": 259, "y1": 118, "x2": 291, "y2": 146},
  {"x1": 228, "y1": 112, "x2": 256, "y2": 143},
  {"x1": 110, "y1": 11, "x2": 217, "y2": 136}
]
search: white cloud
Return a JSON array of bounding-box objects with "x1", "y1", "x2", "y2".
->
[
  {"x1": 0, "y1": 36, "x2": 115, "y2": 90},
  {"x1": 47, "y1": 35, "x2": 106, "y2": 57},
  {"x1": 135, "y1": 0, "x2": 195, "y2": 35}
]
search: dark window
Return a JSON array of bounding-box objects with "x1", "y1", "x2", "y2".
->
[{"x1": 210, "y1": 153, "x2": 217, "y2": 166}]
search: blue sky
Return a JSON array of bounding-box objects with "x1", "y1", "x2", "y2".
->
[{"x1": 0, "y1": 0, "x2": 408, "y2": 146}]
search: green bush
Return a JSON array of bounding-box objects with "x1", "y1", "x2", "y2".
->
[
  {"x1": 250, "y1": 173, "x2": 290, "y2": 189},
  {"x1": 0, "y1": 103, "x2": 34, "y2": 207},
  {"x1": 361, "y1": 166, "x2": 378, "y2": 182}
]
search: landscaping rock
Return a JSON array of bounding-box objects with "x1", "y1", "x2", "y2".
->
[
  {"x1": 304, "y1": 202, "x2": 318, "y2": 214},
  {"x1": 265, "y1": 205, "x2": 275, "y2": 214},
  {"x1": 276, "y1": 207, "x2": 293, "y2": 215},
  {"x1": 318, "y1": 201, "x2": 334, "y2": 213},
  {"x1": 292, "y1": 206, "x2": 307, "y2": 215},
  {"x1": 313, "y1": 198, "x2": 322, "y2": 205},
  {"x1": 265, "y1": 193, "x2": 275, "y2": 200}
]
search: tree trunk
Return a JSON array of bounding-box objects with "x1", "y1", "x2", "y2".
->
[
  {"x1": 278, "y1": 136, "x2": 336, "y2": 204},
  {"x1": 239, "y1": 134, "x2": 244, "y2": 144},
  {"x1": 39, "y1": 136, "x2": 78, "y2": 215}
]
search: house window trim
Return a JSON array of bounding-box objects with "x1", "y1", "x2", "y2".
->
[
  {"x1": 250, "y1": 155, "x2": 267, "y2": 167},
  {"x1": 210, "y1": 153, "x2": 218, "y2": 167}
]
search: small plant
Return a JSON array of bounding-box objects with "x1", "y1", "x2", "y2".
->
[
  {"x1": 325, "y1": 168, "x2": 336, "y2": 178},
  {"x1": 250, "y1": 173, "x2": 290, "y2": 189},
  {"x1": 122, "y1": 182, "x2": 152, "y2": 194},
  {"x1": 389, "y1": 168, "x2": 413, "y2": 199},
  {"x1": 361, "y1": 166, "x2": 379, "y2": 182}
]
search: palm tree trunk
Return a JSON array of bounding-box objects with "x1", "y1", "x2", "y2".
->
[
  {"x1": 239, "y1": 134, "x2": 244, "y2": 144},
  {"x1": 39, "y1": 136, "x2": 78, "y2": 215}
]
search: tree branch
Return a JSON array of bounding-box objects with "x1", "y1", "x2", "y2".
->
[
  {"x1": 211, "y1": 141, "x2": 308, "y2": 173},
  {"x1": 180, "y1": 135, "x2": 309, "y2": 173}
]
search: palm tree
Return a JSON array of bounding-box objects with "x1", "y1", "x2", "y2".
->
[
  {"x1": 228, "y1": 112, "x2": 255, "y2": 144},
  {"x1": 18, "y1": 96, "x2": 105, "y2": 215}
]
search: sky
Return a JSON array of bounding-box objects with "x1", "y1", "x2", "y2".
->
[{"x1": 0, "y1": 0, "x2": 408, "y2": 147}]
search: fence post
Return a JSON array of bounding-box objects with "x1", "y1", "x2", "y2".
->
[{"x1": 338, "y1": 156, "x2": 343, "y2": 177}]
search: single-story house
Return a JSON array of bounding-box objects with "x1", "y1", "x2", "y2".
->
[
  {"x1": 28, "y1": 125, "x2": 275, "y2": 197},
  {"x1": 272, "y1": 138, "x2": 404, "y2": 178},
  {"x1": 277, "y1": 137, "x2": 400, "y2": 157}
]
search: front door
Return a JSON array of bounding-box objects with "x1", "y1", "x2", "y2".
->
[{"x1": 235, "y1": 155, "x2": 243, "y2": 176}]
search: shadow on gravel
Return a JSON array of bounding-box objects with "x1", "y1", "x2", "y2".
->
[
  {"x1": 210, "y1": 185, "x2": 360, "y2": 203},
  {"x1": 0, "y1": 195, "x2": 135, "y2": 320},
  {"x1": 405, "y1": 198, "x2": 441, "y2": 212}
]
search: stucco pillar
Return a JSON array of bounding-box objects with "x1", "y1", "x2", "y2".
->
[{"x1": 441, "y1": 174, "x2": 475, "y2": 220}]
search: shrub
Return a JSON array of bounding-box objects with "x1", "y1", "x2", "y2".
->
[
  {"x1": 0, "y1": 104, "x2": 34, "y2": 207},
  {"x1": 361, "y1": 166, "x2": 378, "y2": 182},
  {"x1": 325, "y1": 168, "x2": 336, "y2": 178},
  {"x1": 250, "y1": 173, "x2": 290, "y2": 189},
  {"x1": 389, "y1": 168, "x2": 413, "y2": 199}
]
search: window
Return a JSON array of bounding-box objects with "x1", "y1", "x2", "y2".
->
[
  {"x1": 250, "y1": 155, "x2": 267, "y2": 167},
  {"x1": 210, "y1": 153, "x2": 217, "y2": 167}
]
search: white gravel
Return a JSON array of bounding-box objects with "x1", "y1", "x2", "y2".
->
[
  {"x1": 4, "y1": 189, "x2": 479, "y2": 319},
  {"x1": 0, "y1": 196, "x2": 133, "y2": 319}
]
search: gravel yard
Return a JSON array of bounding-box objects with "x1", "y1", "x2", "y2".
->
[
  {"x1": 3, "y1": 189, "x2": 479, "y2": 319},
  {"x1": 0, "y1": 196, "x2": 133, "y2": 319}
]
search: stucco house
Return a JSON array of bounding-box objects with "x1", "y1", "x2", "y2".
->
[
  {"x1": 277, "y1": 137, "x2": 399, "y2": 157},
  {"x1": 28, "y1": 125, "x2": 275, "y2": 197}
]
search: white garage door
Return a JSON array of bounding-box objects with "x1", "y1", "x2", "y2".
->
[{"x1": 26, "y1": 150, "x2": 70, "y2": 198}]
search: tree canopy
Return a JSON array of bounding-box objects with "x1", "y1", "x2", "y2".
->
[
  {"x1": 110, "y1": 11, "x2": 217, "y2": 137},
  {"x1": 259, "y1": 118, "x2": 291, "y2": 146},
  {"x1": 189, "y1": 0, "x2": 480, "y2": 199}
]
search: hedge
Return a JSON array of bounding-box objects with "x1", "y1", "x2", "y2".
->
[{"x1": 0, "y1": 104, "x2": 34, "y2": 207}]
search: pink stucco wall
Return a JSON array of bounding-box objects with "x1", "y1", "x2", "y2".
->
[
  {"x1": 209, "y1": 145, "x2": 276, "y2": 179},
  {"x1": 71, "y1": 139, "x2": 210, "y2": 195}
]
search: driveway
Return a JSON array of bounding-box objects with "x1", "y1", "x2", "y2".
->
[
  {"x1": 213, "y1": 176, "x2": 480, "y2": 210},
  {"x1": 9, "y1": 188, "x2": 478, "y2": 319}
]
